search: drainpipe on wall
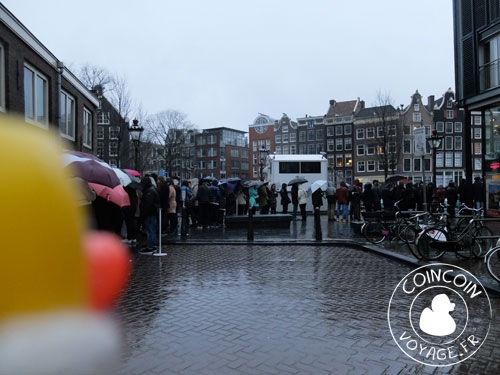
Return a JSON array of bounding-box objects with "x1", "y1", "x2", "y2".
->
[{"x1": 55, "y1": 61, "x2": 64, "y2": 129}]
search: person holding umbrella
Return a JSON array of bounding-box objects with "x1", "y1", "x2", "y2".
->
[{"x1": 298, "y1": 184, "x2": 307, "y2": 221}]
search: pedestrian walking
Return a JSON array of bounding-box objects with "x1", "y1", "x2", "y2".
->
[{"x1": 280, "y1": 183, "x2": 290, "y2": 214}]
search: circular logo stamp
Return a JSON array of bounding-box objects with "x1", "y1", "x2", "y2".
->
[{"x1": 388, "y1": 263, "x2": 492, "y2": 366}]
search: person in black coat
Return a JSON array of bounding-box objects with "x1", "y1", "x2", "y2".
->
[
  {"x1": 312, "y1": 189, "x2": 323, "y2": 210},
  {"x1": 372, "y1": 180, "x2": 381, "y2": 211},
  {"x1": 158, "y1": 177, "x2": 170, "y2": 233},
  {"x1": 140, "y1": 176, "x2": 160, "y2": 251},
  {"x1": 280, "y1": 183, "x2": 291, "y2": 214},
  {"x1": 473, "y1": 177, "x2": 484, "y2": 209},
  {"x1": 196, "y1": 181, "x2": 211, "y2": 228},
  {"x1": 458, "y1": 179, "x2": 474, "y2": 212},
  {"x1": 123, "y1": 186, "x2": 138, "y2": 244},
  {"x1": 446, "y1": 181, "x2": 458, "y2": 219},
  {"x1": 362, "y1": 183, "x2": 375, "y2": 212},
  {"x1": 291, "y1": 184, "x2": 299, "y2": 218}
]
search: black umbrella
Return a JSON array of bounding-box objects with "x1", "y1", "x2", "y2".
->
[
  {"x1": 385, "y1": 175, "x2": 406, "y2": 184},
  {"x1": 227, "y1": 177, "x2": 242, "y2": 183},
  {"x1": 243, "y1": 180, "x2": 260, "y2": 187},
  {"x1": 288, "y1": 177, "x2": 308, "y2": 186}
]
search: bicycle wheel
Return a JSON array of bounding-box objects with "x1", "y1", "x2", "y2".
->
[
  {"x1": 363, "y1": 221, "x2": 387, "y2": 244},
  {"x1": 486, "y1": 246, "x2": 500, "y2": 283},
  {"x1": 472, "y1": 226, "x2": 494, "y2": 259},
  {"x1": 416, "y1": 227, "x2": 448, "y2": 260},
  {"x1": 403, "y1": 225, "x2": 423, "y2": 260}
]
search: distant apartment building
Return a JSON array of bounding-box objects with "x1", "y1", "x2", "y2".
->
[
  {"x1": 248, "y1": 114, "x2": 276, "y2": 180},
  {"x1": 324, "y1": 99, "x2": 363, "y2": 184},
  {"x1": 295, "y1": 115, "x2": 326, "y2": 156},
  {"x1": 195, "y1": 127, "x2": 249, "y2": 180},
  {"x1": 432, "y1": 89, "x2": 466, "y2": 187},
  {"x1": 400, "y1": 91, "x2": 433, "y2": 184},
  {"x1": 94, "y1": 86, "x2": 130, "y2": 168},
  {"x1": 0, "y1": 3, "x2": 98, "y2": 153}
]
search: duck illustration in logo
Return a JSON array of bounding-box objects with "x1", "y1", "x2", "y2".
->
[{"x1": 419, "y1": 294, "x2": 456, "y2": 336}]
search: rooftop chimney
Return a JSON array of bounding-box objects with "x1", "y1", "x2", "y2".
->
[
  {"x1": 329, "y1": 99, "x2": 336, "y2": 106},
  {"x1": 428, "y1": 95, "x2": 435, "y2": 111}
]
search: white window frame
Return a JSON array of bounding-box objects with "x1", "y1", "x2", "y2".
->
[
  {"x1": 445, "y1": 152, "x2": 453, "y2": 167},
  {"x1": 447, "y1": 100, "x2": 453, "y2": 108},
  {"x1": 413, "y1": 112, "x2": 421, "y2": 123},
  {"x1": 109, "y1": 126, "x2": 120, "y2": 140},
  {"x1": 0, "y1": 42, "x2": 5, "y2": 112},
  {"x1": 445, "y1": 136, "x2": 453, "y2": 150},
  {"x1": 275, "y1": 134, "x2": 281, "y2": 144},
  {"x1": 83, "y1": 107, "x2": 93, "y2": 149},
  {"x1": 366, "y1": 127, "x2": 375, "y2": 138},
  {"x1": 97, "y1": 111, "x2": 110, "y2": 125},
  {"x1": 282, "y1": 133, "x2": 289, "y2": 143},
  {"x1": 97, "y1": 141, "x2": 104, "y2": 158},
  {"x1": 446, "y1": 110, "x2": 454, "y2": 119},
  {"x1": 356, "y1": 128, "x2": 365, "y2": 140},
  {"x1": 290, "y1": 132, "x2": 296, "y2": 142},
  {"x1": 59, "y1": 90, "x2": 75, "y2": 141},
  {"x1": 455, "y1": 152, "x2": 462, "y2": 167},
  {"x1": 455, "y1": 122, "x2": 462, "y2": 133},
  {"x1": 357, "y1": 161, "x2": 365, "y2": 172},
  {"x1": 414, "y1": 104, "x2": 420, "y2": 112},
  {"x1": 336, "y1": 138, "x2": 343, "y2": 151},
  {"x1": 335, "y1": 125, "x2": 343, "y2": 136},
  {"x1": 436, "y1": 122, "x2": 444, "y2": 132},
  {"x1": 345, "y1": 153, "x2": 352, "y2": 167},
  {"x1": 24, "y1": 64, "x2": 49, "y2": 128},
  {"x1": 367, "y1": 160, "x2": 375, "y2": 172},
  {"x1": 455, "y1": 136, "x2": 462, "y2": 150},
  {"x1": 344, "y1": 138, "x2": 352, "y2": 150},
  {"x1": 474, "y1": 158, "x2": 482, "y2": 170},
  {"x1": 366, "y1": 144, "x2": 375, "y2": 155},
  {"x1": 474, "y1": 128, "x2": 482, "y2": 139},
  {"x1": 327, "y1": 126, "x2": 334, "y2": 137},
  {"x1": 403, "y1": 158, "x2": 412, "y2": 172},
  {"x1": 357, "y1": 144, "x2": 365, "y2": 156},
  {"x1": 327, "y1": 139, "x2": 334, "y2": 151},
  {"x1": 109, "y1": 141, "x2": 118, "y2": 157},
  {"x1": 413, "y1": 158, "x2": 421, "y2": 172},
  {"x1": 377, "y1": 127, "x2": 384, "y2": 137},
  {"x1": 436, "y1": 152, "x2": 444, "y2": 168},
  {"x1": 282, "y1": 125, "x2": 288, "y2": 133},
  {"x1": 344, "y1": 125, "x2": 352, "y2": 136},
  {"x1": 97, "y1": 127, "x2": 104, "y2": 140},
  {"x1": 474, "y1": 142, "x2": 482, "y2": 155},
  {"x1": 445, "y1": 122, "x2": 454, "y2": 133}
]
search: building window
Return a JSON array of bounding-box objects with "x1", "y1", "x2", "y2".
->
[
  {"x1": 282, "y1": 133, "x2": 289, "y2": 143},
  {"x1": 327, "y1": 139, "x2": 334, "y2": 151},
  {"x1": 357, "y1": 161, "x2": 365, "y2": 172},
  {"x1": 308, "y1": 130, "x2": 315, "y2": 141},
  {"x1": 474, "y1": 128, "x2": 482, "y2": 139},
  {"x1": 357, "y1": 144, "x2": 365, "y2": 156},
  {"x1": 97, "y1": 142, "x2": 104, "y2": 158},
  {"x1": 473, "y1": 115, "x2": 481, "y2": 125},
  {"x1": 345, "y1": 154, "x2": 352, "y2": 167},
  {"x1": 335, "y1": 126, "x2": 343, "y2": 136},
  {"x1": 97, "y1": 111, "x2": 110, "y2": 124},
  {"x1": 290, "y1": 133, "x2": 296, "y2": 142},
  {"x1": 455, "y1": 136, "x2": 462, "y2": 150},
  {"x1": 336, "y1": 155, "x2": 343, "y2": 167},
  {"x1": 252, "y1": 140, "x2": 257, "y2": 152},
  {"x1": 283, "y1": 145, "x2": 290, "y2": 154},
  {"x1": 109, "y1": 159, "x2": 117, "y2": 168},
  {"x1": 446, "y1": 110, "x2": 454, "y2": 119},
  {"x1": 474, "y1": 158, "x2": 482, "y2": 170},
  {"x1": 455, "y1": 122, "x2": 462, "y2": 132},
  {"x1": 447, "y1": 100, "x2": 453, "y2": 108},
  {"x1": 366, "y1": 127, "x2": 374, "y2": 138},
  {"x1": 445, "y1": 122, "x2": 454, "y2": 133},
  {"x1": 436, "y1": 152, "x2": 444, "y2": 167},
  {"x1": 316, "y1": 129, "x2": 323, "y2": 141},
  {"x1": 97, "y1": 127, "x2": 104, "y2": 139},
  {"x1": 356, "y1": 128, "x2": 365, "y2": 139},
  {"x1": 230, "y1": 149, "x2": 239, "y2": 157},
  {"x1": 282, "y1": 125, "x2": 288, "y2": 133},
  {"x1": 208, "y1": 147, "x2": 218, "y2": 157},
  {"x1": 308, "y1": 144, "x2": 315, "y2": 154},
  {"x1": 327, "y1": 126, "x2": 334, "y2": 136},
  {"x1": 24, "y1": 65, "x2": 48, "y2": 127},
  {"x1": 436, "y1": 122, "x2": 444, "y2": 132},
  {"x1": 474, "y1": 142, "x2": 482, "y2": 155},
  {"x1": 275, "y1": 134, "x2": 281, "y2": 144},
  {"x1": 378, "y1": 161, "x2": 385, "y2": 171},
  {"x1": 366, "y1": 144, "x2": 375, "y2": 155},
  {"x1": 413, "y1": 158, "x2": 421, "y2": 172},
  {"x1": 445, "y1": 152, "x2": 453, "y2": 167},
  {"x1": 344, "y1": 138, "x2": 352, "y2": 150},
  {"x1": 110, "y1": 126, "x2": 119, "y2": 140},
  {"x1": 290, "y1": 145, "x2": 296, "y2": 154},
  {"x1": 404, "y1": 140, "x2": 411, "y2": 154},
  {"x1": 59, "y1": 90, "x2": 75, "y2": 140},
  {"x1": 109, "y1": 141, "x2": 118, "y2": 157},
  {"x1": 231, "y1": 160, "x2": 240, "y2": 169},
  {"x1": 83, "y1": 108, "x2": 92, "y2": 149},
  {"x1": 413, "y1": 112, "x2": 421, "y2": 123},
  {"x1": 388, "y1": 142, "x2": 396, "y2": 153},
  {"x1": 344, "y1": 125, "x2": 352, "y2": 135},
  {"x1": 275, "y1": 146, "x2": 282, "y2": 154},
  {"x1": 403, "y1": 159, "x2": 411, "y2": 172},
  {"x1": 445, "y1": 136, "x2": 453, "y2": 150},
  {"x1": 336, "y1": 138, "x2": 343, "y2": 151},
  {"x1": 299, "y1": 131, "x2": 306, "y2": 142},
  {"x1": 455, "y1": 152, "x2": 462, "y2": 167},
  {"x1": 299, "y1": 144, "x2": 306, "y2": 154},
  {"x1": 424, "y1": 158, "x2": 431, "y2": 171},
  {"x1": 388, "y1": 126, "x2": 396, "y2": 136},
  {"x1": 377, "y1": 127, "x2": 384, "y2": 137},
  {"x1": 404, "y1": 125, "x2": 411, "y2": 135},
  {"x1": 0, "y1": 42, "x2": 4, "y2": 112},
  {"x1": 414, "y1": 104, "x2": 420, "y2": 112},
  {"x1": 367, "y1": 160, "x2": 375, "y2": 172}
]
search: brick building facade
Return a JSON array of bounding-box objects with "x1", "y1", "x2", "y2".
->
[
  {"x1": 248, "y1": 114, "x2": 276, "y2": 180},
  {"x1": 0, "y1": 4, "x2": 98, "y2": 153}
]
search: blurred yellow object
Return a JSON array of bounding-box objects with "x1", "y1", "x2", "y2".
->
[{"x1": 0, "y1": 117, "x2": 86, "y2": 319}]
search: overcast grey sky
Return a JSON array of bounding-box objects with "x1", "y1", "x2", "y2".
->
[{"x1": 3, "y1": 0, "x2": 455, "y2": 131}]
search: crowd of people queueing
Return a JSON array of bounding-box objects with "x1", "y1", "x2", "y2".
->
[{"x1": 89, "y1": 173, "x2": 486, "y2": 253}]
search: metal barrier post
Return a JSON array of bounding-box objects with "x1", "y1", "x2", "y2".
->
[
  {"x1": 154, "y1": 207, "x2": 166, "y2": 256},
  {"x1": 315, "y1": 207, "x2": 322, "y2": 241},
  {"x1": 247, "y1": 209, "x2": 254, "y2": 241}
]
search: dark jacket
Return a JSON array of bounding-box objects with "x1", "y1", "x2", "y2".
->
[
  {"x1": 197, "y1": 183, "x2": 211, "y2": 204},
  {"x1": 291, "y1": 185, "x2": 299, "y2": 205},
  {"x1": 312, "y1": 190, "x2": 323, "y2": 208},
  {"x1": 447, "y1": 186, "x2": 458, "y2": 205},
  {"x1": 362, "y1": 184, "x2": 374, "y2": 208},
  {"x1": 159, "y1": 182, "x2": 170, "y2": 210},
  {"x1": 140, "y1": 179, "x2": 160, "y2": 218},
  {"x1": 209, "y1": 184, "x2": 220, "y2": 204},
  {"x1": 335, "y1": 182, "x2": 349, "y2": 204},
  {"x1": 280, "y1": 187, "x2": 291, "y2": 205},
  {"x1": 458, "y1": 181, "x2": 473, "y2": 206},
  {"x1": 473, "y1": 181, "x2": 484, "y2": 202}
]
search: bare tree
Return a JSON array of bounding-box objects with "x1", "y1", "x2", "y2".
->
[
  {"x1": 372, "y1": 90, "x2": 403, "y2": 181},
  {"x1": 78, "y1": 64, "x2": 114, "y2": 92},
  {"x1": 146, "y1": 110, "x2": 195, "y2": 176}
]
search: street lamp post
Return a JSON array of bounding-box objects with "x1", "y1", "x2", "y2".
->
[
  {"x1": 128, "y1": 118, "x2": 144, "y2": 171},
  {"x1": 259, "y1": 146, "x2": 269, "y2": 180},
  {"x1": 427, "y1": 129, "x2": 444, "y2": 188}
]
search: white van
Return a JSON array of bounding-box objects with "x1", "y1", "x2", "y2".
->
[{"x1": 264, "y1": 154, "x2": 329, "y2": 212}]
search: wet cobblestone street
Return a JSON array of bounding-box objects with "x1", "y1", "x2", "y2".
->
[{"x1": 114, "y1": 245, "x2": 499, "y2": 374}]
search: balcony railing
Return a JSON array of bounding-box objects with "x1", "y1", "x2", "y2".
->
[{"x1": 479, "y1": 58, "x2": 500, "y2": 91}]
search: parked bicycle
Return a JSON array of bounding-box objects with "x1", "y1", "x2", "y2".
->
[{"x1": 485, "y1": 245, "x2": 500, "y2": 282}]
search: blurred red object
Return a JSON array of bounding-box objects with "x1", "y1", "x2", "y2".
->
[{"x1": 88, "y1": 183, "x2": 130, "y2": 207}]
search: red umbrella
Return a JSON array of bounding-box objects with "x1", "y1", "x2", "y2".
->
[
  {"x1": 123, "y1": 169, "x2": 141, "y2": 177},
  {"x1": 89, "y1": 183, "x2": 131, "y2": 207}
]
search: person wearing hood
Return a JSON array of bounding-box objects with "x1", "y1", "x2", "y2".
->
[
  {"x1": 350, "y1": 179, "x2": 362, "y2": 221},
  {"x1": 196, "y1": 180, "x2": 211, "y2": 229},
  {"x1": 362, "y1": 183, "x2": 374, "y2": 213},
  {"x1": 248, "y1": 185, "x2": 259, "y2": 214},
  {"x1": 336, "y1": 181, "x2": 349, "y2": 222},
  {"x1": 140, "y1": 176, "x2": 160, "y2": 252}
]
